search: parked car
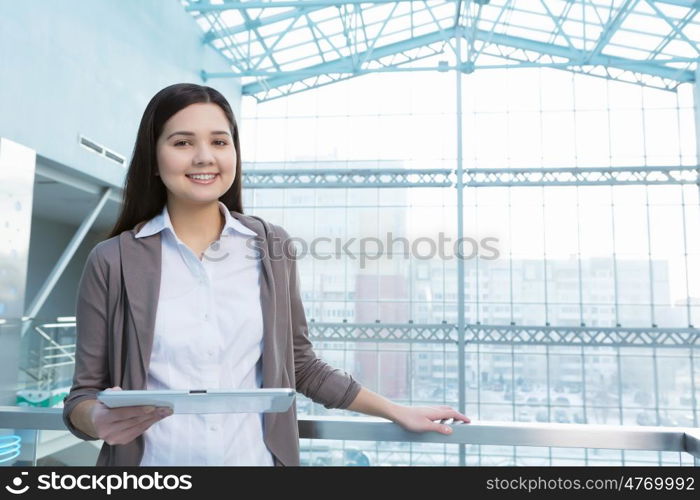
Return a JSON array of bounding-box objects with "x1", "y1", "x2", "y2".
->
[
  {"x1": 345, "y1": 449, "x2": 371, "y2": 466},
  {"x1": 658, "y1": 414, "x2": 678, "y2": 427},
  {"x1": 680, "y1": 393, "x2": 694, "y2": 406},
  {"x1": 553, "y1": 396, "x2": 570, "y2": 407},
  {"x1": 526, "y1": 396, "x2": 540, "y2": 407},
  {"x1": 517, "y1": 410, "x2": 532, "y2": 422},
  {"x1": 535, "y1": 409, "x2": 549, "y2": 422},
  {"x1": 636, "y1": 411, "x2": 655, "y2": 426},
  {"x1": 554, "y1": 409, "x2": 570, "y2": 423},
  {"x1": 633, "y1": 390, "x2": 652, "y2": 406},
  {"x1": 676, "y1": 413, "x2": 695, "y2": 427},
  {"x1": 300, "y1": 447, "x2": 371, "y2": 466},
  {"x1": 566, "y1": 383, "x2": 582, "y2": 394}
]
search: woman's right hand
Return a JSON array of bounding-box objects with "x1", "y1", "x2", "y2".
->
[{"x1": 89, "y1": 386, "x2": 173, "y2": 445}]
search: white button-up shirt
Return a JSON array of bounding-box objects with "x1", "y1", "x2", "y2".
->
[{"x1": 135, "y1": 201, "x2": 274, "y2": 466}]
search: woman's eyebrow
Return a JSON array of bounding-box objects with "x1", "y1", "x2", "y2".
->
[{"x1": 166, "y1": 130, "x2": 231, "y2": 139}]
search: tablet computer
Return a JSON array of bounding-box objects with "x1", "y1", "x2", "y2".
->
[{"x1": 97, "y1": 388, "x2": 296, "y2": 414}]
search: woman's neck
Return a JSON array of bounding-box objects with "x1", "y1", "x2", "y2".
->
[{"x1": 167, "y1": 199, "x2": 225, "y2": 248}]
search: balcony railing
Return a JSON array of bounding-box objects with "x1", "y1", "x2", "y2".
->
[{"x1": 0, "y1": 406, "x2": 698, "y2": 466}]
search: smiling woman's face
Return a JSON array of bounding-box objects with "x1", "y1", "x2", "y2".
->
[{"x1": 156, "y1": 102, "x2": 236, "y2": 206}]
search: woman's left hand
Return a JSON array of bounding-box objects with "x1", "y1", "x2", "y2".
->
[{"x1": 391, "y1": 405, "x2": 471, "y2": 435}]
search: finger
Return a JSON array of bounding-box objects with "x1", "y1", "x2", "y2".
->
[
  {"x1": 430, "y1": 421, "x2": 453, "y2": 435},
  {"x1": 119, "y1": 412, "x2": 165, "y2": 433},
  {"x1": 436, "y1": 407, "x2": 471, "y2": 422},
  {"x1": 123, "y1": 416, "x2": 163, "y2": 443},
  {"x1": 103, "y1": 405, "x2": 157, "y2": 422},
  {"x1": 453, "y1": 418, "x2": 470, "y2": 425},
  {"x1": 103, "y1": 411, "x2": 168, "y2": 445},
  {"x1": 114, "y1": 409, "x2": 168, "y2": 428},
  {"x1": 99, "y1": 407, "x2": 160, "y2": 434},
  {"x1": 97, "y1": 411, "x2": 161, "y2": 439},
  {"x1": 121, "y1": 409, "x2": 172, "y2": 437},
  {"x1": 105, "y1": 415, "x2": 162, "y2": 446},
  {"x1": 446, "y1": 409, "x2": 471, "y2": 423}
]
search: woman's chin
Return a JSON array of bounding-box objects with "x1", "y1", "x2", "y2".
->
[{"x1": 169, "y1": 191, "x2": 225, "y2": 206}]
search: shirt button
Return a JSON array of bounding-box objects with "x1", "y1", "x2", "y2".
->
[
  {"x1": 207, "y1": 349, "x2": 215, "y2": 357},
  {"x1": 204, "y1": 313, "x2": 209, "y2": 321},
  {"x1": 210, "y1": 425, "x2": 218, "y2": 432}
]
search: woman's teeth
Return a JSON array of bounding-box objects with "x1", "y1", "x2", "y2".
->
[{"x1": 187, "y1": 174, "x2": 217, "y2": 180}]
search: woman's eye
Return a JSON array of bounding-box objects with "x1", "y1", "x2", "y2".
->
[{"x1": 173, "y1": 140, "x2": 227, "y2": 146}]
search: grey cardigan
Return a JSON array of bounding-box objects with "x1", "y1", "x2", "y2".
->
[{"x1": 62, "y1": 211, "x2": 362, "y2": 466}]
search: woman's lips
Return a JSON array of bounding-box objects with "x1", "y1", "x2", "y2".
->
[{"x1": 186, "y1": 173, "x2": 219, "y2": 185}]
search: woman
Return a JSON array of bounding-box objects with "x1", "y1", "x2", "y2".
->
[{"x1": 62, "y1": 83, "x2": 470, "y2": 466}]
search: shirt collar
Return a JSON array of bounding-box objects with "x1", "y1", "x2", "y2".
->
[
  {"x1": 135, "y1": 201, "x2": 256, "y2": 239},
  {"x1": 220, "y1": 201, "x2": 257, "y2": 237}
]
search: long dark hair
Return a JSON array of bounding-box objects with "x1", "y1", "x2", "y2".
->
[{"x1": 107, "y1": 83, "x2": 243, "y2": 239}]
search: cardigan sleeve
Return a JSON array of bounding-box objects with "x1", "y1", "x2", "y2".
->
[
  {"x1": 273, "y1": 224, "x2": 362, "y2": 410},
  {"x1": 62, "y1": 245, "x2": 111, "y2": 441}
]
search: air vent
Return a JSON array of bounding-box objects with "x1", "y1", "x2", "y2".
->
[
  {"x1": 104, "y1": 149, "x2": 125, "y2": 165},
  {"x1": 79, "y1": 134, "x2": 126, "y2": 167},
  {"x1": 79, "y1": 136, "x2": 103, "y2": 154}
]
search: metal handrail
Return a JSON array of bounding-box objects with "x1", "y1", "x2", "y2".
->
[{"x1": 0, "y1": 406, "x2": 698, "y2": 460}]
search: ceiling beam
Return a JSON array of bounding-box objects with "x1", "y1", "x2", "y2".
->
[
  {"x1": 242, "y1": 27, "x2": 455, "y2": 94},
  {"x1": 650, "y1": 0, "x2": 700, "y2": 7},
  {"x1": 478, "y1": 28, "x2": 694, "y2": 81},
  {"x1": 187, "y1": 0, "x2": 699, "y2": 12},
  {"x1": 238, "y1": 25, "x2": 694, "y2": 95},
  {"x1": 202, "y1": 4, "x2": 325, "y2": 40},
  {"x1": 187, "y1": 0, "x2": 454, "y2": 12}
]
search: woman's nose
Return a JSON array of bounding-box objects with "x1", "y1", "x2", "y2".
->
[{"x1": 193, "y1": 145, "x2": 215, "y2": 165}]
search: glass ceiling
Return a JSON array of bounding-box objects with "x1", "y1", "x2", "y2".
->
[{"x1": 180, "y1": 0, "x2": 700, "y2": 101}]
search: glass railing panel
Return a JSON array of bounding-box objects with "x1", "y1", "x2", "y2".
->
[
  {"x1": 16, "y1": 317, "x2": 75, "y2": 406},
  {"x1": 299, "y1": 441, "x2": 697, "y2": 466},
  {"x1": 1, "y1": 409, "x2": 698, "y2": 466},
  {"x1": 0, "y1": 429, "x2": 37, "y2": 466}
]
